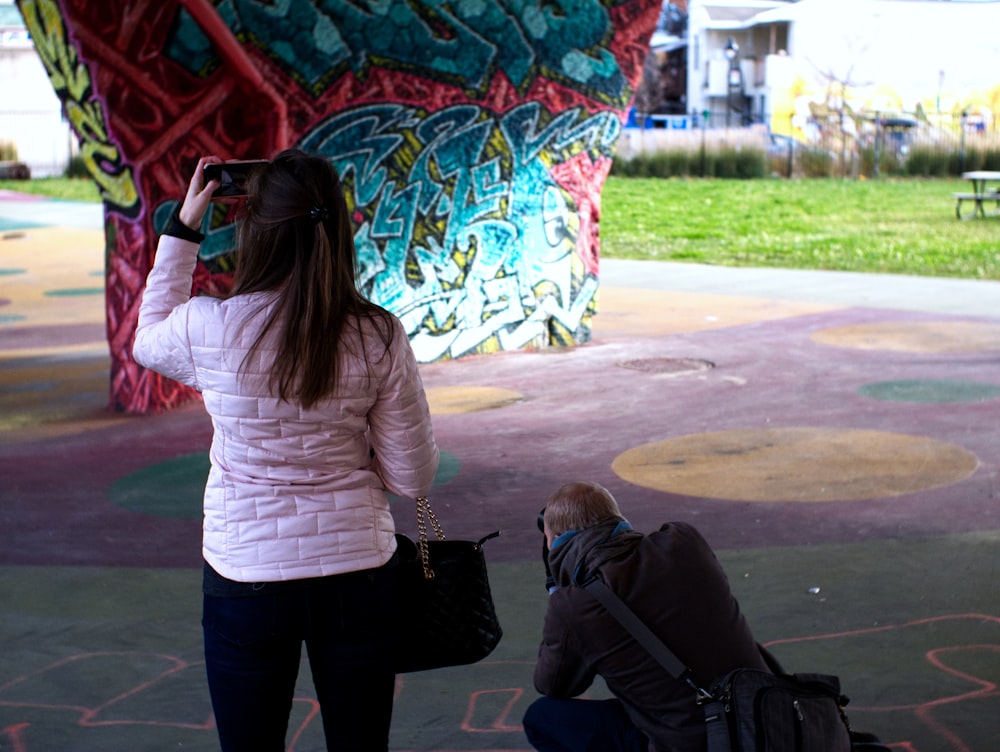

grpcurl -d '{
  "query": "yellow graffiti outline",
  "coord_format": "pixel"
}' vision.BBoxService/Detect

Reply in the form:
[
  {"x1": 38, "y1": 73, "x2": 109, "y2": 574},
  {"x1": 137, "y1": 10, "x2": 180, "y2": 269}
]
[{"x1": 19, "y1": 0, "x2": 139, "y2": 213}]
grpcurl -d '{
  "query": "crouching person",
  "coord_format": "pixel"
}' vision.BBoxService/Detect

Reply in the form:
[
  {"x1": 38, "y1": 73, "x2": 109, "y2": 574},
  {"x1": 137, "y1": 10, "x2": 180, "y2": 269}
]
[{"x1": 523, "y1": 481, "x2": 768, "y2": 752}]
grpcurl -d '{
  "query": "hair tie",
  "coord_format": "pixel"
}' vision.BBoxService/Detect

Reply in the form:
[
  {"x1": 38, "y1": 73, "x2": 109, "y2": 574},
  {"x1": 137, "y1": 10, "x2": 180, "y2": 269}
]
[{"x1": 309, "y1": 205, "x2": 329, "y2": 223}]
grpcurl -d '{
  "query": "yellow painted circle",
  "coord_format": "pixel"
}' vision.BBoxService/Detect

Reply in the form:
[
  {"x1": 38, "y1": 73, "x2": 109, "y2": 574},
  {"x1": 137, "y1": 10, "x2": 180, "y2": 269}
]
[
  {"x1": 612, "y1": 428, "x2": 979, "y2": 502},
  {"x1": 425, "y1": 386, "x2": 523, "y2": 414},
  {"x1": 811, "y1": 322, "x2": 1000, "y2": 353}
]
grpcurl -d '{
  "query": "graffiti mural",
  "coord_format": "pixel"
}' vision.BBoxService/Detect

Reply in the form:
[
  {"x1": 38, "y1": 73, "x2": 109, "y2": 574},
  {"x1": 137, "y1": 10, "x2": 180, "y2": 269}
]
[{"x1": 16, "y1": 0, "x2": 659, "y2": 413}]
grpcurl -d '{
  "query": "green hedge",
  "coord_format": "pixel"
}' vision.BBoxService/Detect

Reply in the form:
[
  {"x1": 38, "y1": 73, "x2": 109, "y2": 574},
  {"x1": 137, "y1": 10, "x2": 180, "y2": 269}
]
[
  {"x1": 64, "y1": 154, "x2": 90, "y2": 178},
  {"x1": 613, "y1": 144, "x2": 1000, "y2": 179},
  {"x1": 611, "y1": 148, "x2": 766, "y2": 179}
]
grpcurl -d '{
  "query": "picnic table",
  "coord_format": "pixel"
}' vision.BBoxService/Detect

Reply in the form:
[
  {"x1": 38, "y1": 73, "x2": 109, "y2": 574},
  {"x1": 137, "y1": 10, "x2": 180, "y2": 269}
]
[{"x1": 954, "y1": 171, "x2": 1000, "y2": 219}]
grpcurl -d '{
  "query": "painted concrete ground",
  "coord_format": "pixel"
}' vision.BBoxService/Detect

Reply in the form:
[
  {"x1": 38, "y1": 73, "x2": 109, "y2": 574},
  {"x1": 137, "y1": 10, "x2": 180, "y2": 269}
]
[{"x1": 1, "y1": 195, "x2": 998, "y2": 751}]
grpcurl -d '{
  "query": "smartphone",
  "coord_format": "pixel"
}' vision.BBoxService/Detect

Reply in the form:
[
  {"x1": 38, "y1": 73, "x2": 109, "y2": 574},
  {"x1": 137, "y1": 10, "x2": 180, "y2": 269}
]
[{"x1": 203, "y1": 160, "x2": 268, "y2": 199}]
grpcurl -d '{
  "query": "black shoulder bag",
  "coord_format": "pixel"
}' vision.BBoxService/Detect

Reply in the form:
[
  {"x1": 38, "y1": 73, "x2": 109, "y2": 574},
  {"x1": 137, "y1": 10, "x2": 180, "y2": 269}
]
[
  {"x1": 391, "y1": 496, "x2": 502, "y2": 673},
  {"x1": 583, "y1": 576, "x2": 889, "y2": 751}
]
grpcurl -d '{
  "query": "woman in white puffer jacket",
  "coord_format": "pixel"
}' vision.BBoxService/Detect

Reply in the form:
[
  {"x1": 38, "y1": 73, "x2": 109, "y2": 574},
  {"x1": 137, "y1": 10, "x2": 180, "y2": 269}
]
[{"x1": 133, "y1": 150, "x2": 439, "y2": 752}]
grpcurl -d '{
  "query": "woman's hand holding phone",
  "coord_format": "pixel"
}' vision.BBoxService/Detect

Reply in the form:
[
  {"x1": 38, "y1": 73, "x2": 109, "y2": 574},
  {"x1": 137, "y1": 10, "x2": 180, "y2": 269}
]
[
  {"x1": 179, "y1": 156, "x2": 223, "y2": 232},
  {"x1": 203, "y1": 160, "x2": 269, "y2": 199}
]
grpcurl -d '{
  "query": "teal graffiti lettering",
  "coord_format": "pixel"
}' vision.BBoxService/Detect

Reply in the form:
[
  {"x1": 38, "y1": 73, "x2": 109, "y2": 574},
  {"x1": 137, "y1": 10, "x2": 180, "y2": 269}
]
[{"x1": 168, "y1": 0, "x2": 626, "y2": 102}]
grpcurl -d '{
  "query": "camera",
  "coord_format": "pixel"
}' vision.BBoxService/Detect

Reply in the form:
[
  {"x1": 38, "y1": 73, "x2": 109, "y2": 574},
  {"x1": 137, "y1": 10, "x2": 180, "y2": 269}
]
[
  {"x1": 538, "y1": 507, "x2": 556, "y2": 591},
  {"x1": 203, "y1": 160, "x2": 268, "y2": 199}
]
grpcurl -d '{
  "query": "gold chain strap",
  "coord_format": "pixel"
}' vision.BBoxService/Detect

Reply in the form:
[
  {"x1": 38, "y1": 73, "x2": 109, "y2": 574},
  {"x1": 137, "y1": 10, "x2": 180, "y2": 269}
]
[{"x1": 415, "y1": 496, "x2": 446, "y2": 580}]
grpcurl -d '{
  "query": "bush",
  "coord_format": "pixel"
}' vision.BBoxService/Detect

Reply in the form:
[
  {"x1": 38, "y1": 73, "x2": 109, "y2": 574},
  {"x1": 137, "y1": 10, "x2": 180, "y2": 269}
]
[
  {"x1": 613, "y1": 142, "x2": 996, "y2": 179},
  {"x1": 962, "y1": 148, "x2": 984, "y2": 172},
  {"x1": 904, "y1": 147, "x2": 951, "y2": 177},
  {"x1": 613, "y1": 148, "x2": 764, "y2": 179},
  {"x1": 734, "y1": 149, "x2": 766, "y2": 179},
  {"x1": 769, "y1": 151, "x2": 793, "y2": 178},
  {"x1": 64, "y1": 154, "x2": 90, "y2": 178},
  {"x1": 645, "y1": 152, "x2": 673, "y2": 178},
  {"x1": 799, "y1": 148, "x2": 833, "y2": 178},
  {"x1": 0, "y1": 162, "x2": 30, "y2": 179},
  {"x1": 665, "y1": 150, "x2": 692, "y2": 177},
  {"x1": 983, "y1": 149, "x2": 1000, "y2": 171},
  {"x1": 859, "y1": 146, "x2": 902, "y2": 177},
  {"x1": 0, "y1": 141, "x2": 30, "y2": 179},
  {"x1": 613, "y1": 150, "x2": 680, "y2": 178}
]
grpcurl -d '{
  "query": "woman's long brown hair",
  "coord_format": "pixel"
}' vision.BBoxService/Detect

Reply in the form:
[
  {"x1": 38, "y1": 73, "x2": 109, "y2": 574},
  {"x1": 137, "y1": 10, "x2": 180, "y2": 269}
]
[{"x1": 231, "y1": 149, "x2": 394, "y2": 409}]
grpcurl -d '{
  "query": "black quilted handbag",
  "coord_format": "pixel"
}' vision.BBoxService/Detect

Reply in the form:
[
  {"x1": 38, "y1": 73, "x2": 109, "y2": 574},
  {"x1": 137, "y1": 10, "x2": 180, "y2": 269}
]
[{"x1": 391, "y1": 496, "x2": 502, "y2": 673}]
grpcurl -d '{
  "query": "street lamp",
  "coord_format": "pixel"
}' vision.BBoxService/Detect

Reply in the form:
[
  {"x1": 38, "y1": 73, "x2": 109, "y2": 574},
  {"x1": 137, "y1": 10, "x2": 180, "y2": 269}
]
[{"x1": 724, "y1": 37, "x2": 740, "y2": 128}]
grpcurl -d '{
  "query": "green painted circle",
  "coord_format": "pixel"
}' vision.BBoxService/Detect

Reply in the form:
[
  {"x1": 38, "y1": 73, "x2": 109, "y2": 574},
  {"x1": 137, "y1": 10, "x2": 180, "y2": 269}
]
[
  {"x1": 44, "y1": 287, "x2": 104, "y2": 297},
  {"x1": 859, "y1": 379, "x2": 1000, "y2": 403},
  {"x1": 108, "y1": 451, "x2": 461, "y2": 519},
  {"x1": 107, "y1": 452, "x2": 209, "y2": 519},
  {"x1": 388, "y1": 451, "x2": 461, "y2": 501}
]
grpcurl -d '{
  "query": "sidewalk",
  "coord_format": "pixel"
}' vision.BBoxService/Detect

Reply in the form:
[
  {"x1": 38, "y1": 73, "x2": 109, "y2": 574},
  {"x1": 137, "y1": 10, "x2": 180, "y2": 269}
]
[
  {"x1": 600, "y1": 257, "x2": 1000, "y2": 318},
  {"x1": 1, "y1": 196, "x2": 998, "y2": 751}
]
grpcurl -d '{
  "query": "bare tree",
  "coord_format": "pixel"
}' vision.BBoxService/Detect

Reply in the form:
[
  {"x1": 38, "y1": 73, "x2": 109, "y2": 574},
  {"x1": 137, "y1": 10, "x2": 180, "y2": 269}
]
[{"x1": 815, "y1": 58, "x2": 872, "y2": 177}]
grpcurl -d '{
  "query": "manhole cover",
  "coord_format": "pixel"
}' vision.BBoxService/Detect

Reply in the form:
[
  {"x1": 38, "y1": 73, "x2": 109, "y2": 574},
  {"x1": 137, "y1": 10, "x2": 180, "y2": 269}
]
[{"x1": 616, "y1": 357, "x2": 714, "y2": 375}]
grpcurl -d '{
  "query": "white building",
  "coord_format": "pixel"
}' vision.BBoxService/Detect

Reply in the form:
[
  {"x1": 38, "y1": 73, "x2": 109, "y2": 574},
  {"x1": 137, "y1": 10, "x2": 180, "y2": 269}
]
[
  {"x1": 686, "y1": 0, "x2": 1000, "y2": 136},
  {"x1": 0, "y1": 0, "x2": 74, "y2": 178}
]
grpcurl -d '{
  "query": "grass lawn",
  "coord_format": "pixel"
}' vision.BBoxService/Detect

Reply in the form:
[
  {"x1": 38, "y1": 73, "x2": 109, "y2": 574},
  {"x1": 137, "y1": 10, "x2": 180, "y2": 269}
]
[
  {"x1": 601, "y1": 177, "x2": 1000, "y2": 280},
  {"x1": 0, "y1": 176, "x2": 100, "y2": 203},
  {"x1": 3, "y1": 176, "x2": 998, "y2": 280}
]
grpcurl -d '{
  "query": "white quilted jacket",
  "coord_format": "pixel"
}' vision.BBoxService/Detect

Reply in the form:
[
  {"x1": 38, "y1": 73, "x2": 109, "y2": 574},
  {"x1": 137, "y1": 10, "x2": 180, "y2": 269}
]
[{"x1": 133, "y1": 235, "x2": 439, "y2": 582}]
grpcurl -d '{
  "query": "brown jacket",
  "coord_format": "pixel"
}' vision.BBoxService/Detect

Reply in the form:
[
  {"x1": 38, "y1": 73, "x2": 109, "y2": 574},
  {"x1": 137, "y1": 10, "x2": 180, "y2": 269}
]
[{"x1": 533, "y1": 519, "x2": 767, "y2": 752}]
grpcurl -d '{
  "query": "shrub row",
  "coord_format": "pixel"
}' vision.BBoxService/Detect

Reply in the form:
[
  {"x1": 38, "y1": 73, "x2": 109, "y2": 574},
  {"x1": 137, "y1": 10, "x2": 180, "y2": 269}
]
[
  {"x1": 901, "y1": 147, "x2": 1000, "y2": 177},
  {"x1": 614, "y1": 145, "x2": 1000, "y2": 179},
  {"x1": 611, "y1": 147, "x2": 767, "y2": 179}
]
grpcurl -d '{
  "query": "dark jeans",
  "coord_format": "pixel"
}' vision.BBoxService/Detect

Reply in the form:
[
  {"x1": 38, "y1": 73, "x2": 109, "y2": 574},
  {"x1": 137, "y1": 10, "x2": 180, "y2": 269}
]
[
  {"x1": 203, "y1": 563, "x2": 396, "y2": 752},
  {"x1": 523, "y1": 697, "x2": 650, "y2": 752}
]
